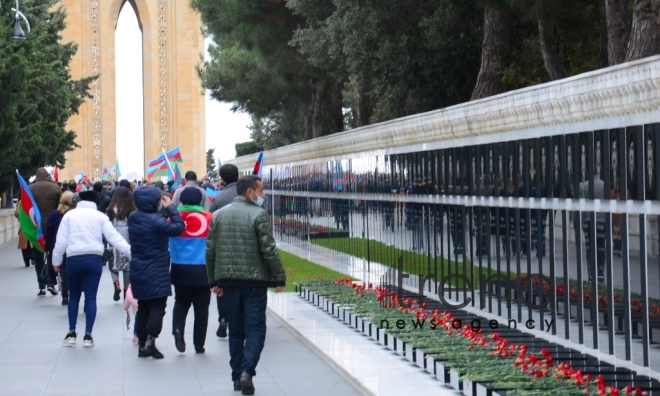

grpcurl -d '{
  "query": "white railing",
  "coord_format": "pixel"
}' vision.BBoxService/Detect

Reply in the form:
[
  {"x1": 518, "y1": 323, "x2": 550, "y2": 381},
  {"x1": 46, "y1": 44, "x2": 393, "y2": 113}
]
[
  {"x1": 0, "y1": 209, "x2": 19, "y2": 245},
  {"x1": 229, "y1": 55, "x2": 660, "y2": 169}
]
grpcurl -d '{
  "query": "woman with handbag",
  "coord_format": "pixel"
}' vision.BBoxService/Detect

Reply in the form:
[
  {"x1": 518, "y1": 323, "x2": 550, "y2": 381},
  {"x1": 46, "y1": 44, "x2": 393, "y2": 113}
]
[
  {"x1": 45, "y1": 192, "x2": 74, "y2": 305},
  {"x1": 106, "y1": 187, "x2": 136, "y2": 301}
]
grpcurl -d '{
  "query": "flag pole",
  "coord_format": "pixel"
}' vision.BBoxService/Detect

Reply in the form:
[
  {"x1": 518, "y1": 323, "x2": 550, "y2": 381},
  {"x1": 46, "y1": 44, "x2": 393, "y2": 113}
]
[{"x1": 162, "y1": 147, "x2": 175, "y2": 178}]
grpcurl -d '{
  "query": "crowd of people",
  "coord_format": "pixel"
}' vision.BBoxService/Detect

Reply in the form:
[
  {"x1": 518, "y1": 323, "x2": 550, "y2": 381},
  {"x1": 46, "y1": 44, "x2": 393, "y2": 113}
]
[{"x1": 13, "y1": 164, "x2": 286, "y2": 395}]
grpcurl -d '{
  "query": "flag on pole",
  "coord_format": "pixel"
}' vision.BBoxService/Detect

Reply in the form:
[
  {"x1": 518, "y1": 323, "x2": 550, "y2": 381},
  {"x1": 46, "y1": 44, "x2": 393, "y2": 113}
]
[
  {"x1": 106, "y1": 164, "x2": 116, "y2": 181},
  {"x1": 253, "y1": 152, "x2": 263, "y2": 178},
  {"x1": 115, "y1": 159, "x2": 122, "y2": 180},
  {"x1": 79, "y1": 171, "x2": 89, "y2": 186},
  {"x1": 53, "y1": 166, "x2": 60, "y2": 182},
  {"x1": 101, "y1": 164, "x2": 109, "y2": 181},
  {"x1": 161, "y1": 147, "x2": 176, "y2": 178},
  {"x1": 168, "y1": 163, "x2": 184, "y2": 188},
  {"x1": 147, "y1": 147, "x2": 183, "y2": 168},
  {"x1": 15, "y1": 170, "x2": 45, "y2": 253},
  {"x1": 217, "y1": 157, "x2": 222, "y2": 172},
  {"x1": 146, "y1": 162, "x2": 169, "y2": 181}
]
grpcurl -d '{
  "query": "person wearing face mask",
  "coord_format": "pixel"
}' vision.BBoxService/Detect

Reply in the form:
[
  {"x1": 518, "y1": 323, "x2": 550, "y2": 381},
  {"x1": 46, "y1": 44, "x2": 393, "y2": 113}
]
[{"x1": 206, "y1": 175, "x2": 286, "y2": 395}]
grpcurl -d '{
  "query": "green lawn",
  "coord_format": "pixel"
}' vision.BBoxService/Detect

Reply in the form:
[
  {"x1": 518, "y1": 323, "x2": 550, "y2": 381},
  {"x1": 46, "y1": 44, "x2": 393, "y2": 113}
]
[
  {"x1": 311, "y1": 237, "x2": 501, "y2": 287},
  {"x1": 277, "y1": 249, "x2": 353, "y2": 292}
]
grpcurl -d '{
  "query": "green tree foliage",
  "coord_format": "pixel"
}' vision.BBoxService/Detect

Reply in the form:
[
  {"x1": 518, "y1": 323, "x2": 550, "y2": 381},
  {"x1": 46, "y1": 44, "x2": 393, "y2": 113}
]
[
  {"x1": 206, "y1": 148, "x2": 217, "y2": 178},
  {"x1": 235, "y1": 141, "x2": 263, "y2": 157},
  {"x1": 0, "y1": 0, "x2": 93, "y2": 194},
  {"x1": 196, "y1": 0, "x2": 658, "y2": 154}
]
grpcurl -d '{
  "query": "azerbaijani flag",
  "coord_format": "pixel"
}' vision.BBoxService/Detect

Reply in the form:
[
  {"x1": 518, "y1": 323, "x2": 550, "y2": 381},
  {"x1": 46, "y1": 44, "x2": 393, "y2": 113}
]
[
  {"x1": 169, "y1": 206, "x2": 212, "y2": 264},
  {"x1": 148, "y1": 147, "x2": 183, "y2": 168},
  {"x1": 146, "y1": 162, "x2": 169, "y2": 181},
  {"x1": 115, "y1": 159, "x2": 122, "y2": 180},
  {"x1": 169, "y1": 162, "x2": 184, "y2": 188},
  {"x1": 106, "y1": 164, "x2": 116, "y2": 181},
  {"x1": 101, "y1": 164, "x2": 109, "y2": 181},
  {"x1": 79, "y1": 171, "x2": 89, "y2": 186},
  {"x1": 16, "y1": 170, "x2": 45, "y2": 252},
  {"x1": 253, "y1": 152, "x2": 263, "y2": 178}
]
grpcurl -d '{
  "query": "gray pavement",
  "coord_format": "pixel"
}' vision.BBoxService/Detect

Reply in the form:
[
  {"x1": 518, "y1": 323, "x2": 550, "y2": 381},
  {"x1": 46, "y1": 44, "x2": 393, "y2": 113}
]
[{"x1": 0, "y1": 241, "x2": 361, "y2": 396}]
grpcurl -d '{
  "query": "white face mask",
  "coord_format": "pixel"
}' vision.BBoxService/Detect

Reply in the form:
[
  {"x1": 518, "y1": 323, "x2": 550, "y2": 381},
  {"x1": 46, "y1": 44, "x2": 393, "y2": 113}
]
[{"x1": 251, "y1": 190, "x2": 264, "y2": 207}]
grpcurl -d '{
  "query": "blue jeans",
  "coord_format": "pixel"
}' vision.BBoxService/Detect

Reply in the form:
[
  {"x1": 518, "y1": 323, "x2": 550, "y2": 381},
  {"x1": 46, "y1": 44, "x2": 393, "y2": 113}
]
[
  {"x1": 223, "y1": 287, "x2": 267, "y2": 380},
  {"x1": 66, "y1": 255, "x2": 103, "y2": 334}
]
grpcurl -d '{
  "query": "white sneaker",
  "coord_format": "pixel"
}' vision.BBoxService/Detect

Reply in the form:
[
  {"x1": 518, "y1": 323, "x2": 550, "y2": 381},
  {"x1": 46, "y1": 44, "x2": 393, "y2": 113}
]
[
  {"x1": 63, "y1": 331, "x2": 76, "y2": 346},
  {"x1": 83, "y1": 334, "x2": 94, "y2": 348}
]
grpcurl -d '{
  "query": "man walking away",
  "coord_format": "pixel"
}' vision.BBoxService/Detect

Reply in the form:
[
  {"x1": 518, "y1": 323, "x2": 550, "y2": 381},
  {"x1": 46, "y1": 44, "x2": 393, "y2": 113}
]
[
  {"x1": 206, "y1": 175, "x2": 286, "y2": 395},
  {"x1": 171, "y1": 171, "x2": 210, "y2": 210},
  {"x1": 208, "y1": 163, "x2": 239, "y2": 338},
  {"x1": 170, "y1": 187, "x2": 212, "y2": 354},
  {"x1": 30, "y1": 167, "x2": 61, "y2": 296},
  {"x1": 93, "y1": 182, "x2": 111, "y2": 214}
]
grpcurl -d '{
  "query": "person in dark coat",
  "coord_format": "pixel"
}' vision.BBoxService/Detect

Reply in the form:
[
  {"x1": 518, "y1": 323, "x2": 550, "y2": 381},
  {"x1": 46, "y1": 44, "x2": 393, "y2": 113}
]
[
  {"x1": 208, "y1": 163, "x2": 239, "y2": 339},
  {"x1": 128, "y1": 186, "x2": 185, "y2": 359},
  {"x1": 170, "y1": 187, "x2": 212, "y2": 354},
  {"x1": 30, "y1": 167, "x2": 61, "y2": 296},
  {"x1": 45, "y1": 192, "x2": 75, "y2": 305},
  {"x1": 93, "y1": 182, "x2": 111, "y2": 214}
]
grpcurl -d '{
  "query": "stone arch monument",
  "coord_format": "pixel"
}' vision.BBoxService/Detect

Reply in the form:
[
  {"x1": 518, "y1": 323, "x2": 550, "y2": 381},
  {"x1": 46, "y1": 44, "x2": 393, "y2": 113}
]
[{"x1": 60, "y1": 0, "x2": 206, "y2": 179}]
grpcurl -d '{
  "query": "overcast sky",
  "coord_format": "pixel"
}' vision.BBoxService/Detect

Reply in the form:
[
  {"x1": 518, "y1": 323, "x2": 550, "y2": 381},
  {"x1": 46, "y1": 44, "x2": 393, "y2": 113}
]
[{"x1": 115, "y1": 5, "x2": 251, "y2": 178}]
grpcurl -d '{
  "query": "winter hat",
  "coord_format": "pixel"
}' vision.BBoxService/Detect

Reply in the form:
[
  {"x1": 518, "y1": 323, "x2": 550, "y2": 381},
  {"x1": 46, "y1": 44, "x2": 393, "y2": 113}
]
[
  {"x1": 79, "y1": 190, "x2": 99, "y2": 205},
  {"x1": 119, "y1": 179, "x2": 131, "y2": 189},
  {"x1": 179, "y1": 186, "x2": 202, "y2": 205}
]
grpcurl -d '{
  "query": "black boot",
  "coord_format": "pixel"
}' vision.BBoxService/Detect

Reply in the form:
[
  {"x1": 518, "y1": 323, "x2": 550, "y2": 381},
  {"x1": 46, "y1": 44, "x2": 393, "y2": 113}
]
[
  {"x1": 143, "y1": 335, "x2": 164, "y2": 359},
  {"x1": 173, "y1": 329, "x2": 185, "y2": 353},
  {"x1": 240, "y1": 372, "x2": 255, "y2": 395},
  {"x1": 138, "y1": 342, "x2": 149, "y2": 358}
]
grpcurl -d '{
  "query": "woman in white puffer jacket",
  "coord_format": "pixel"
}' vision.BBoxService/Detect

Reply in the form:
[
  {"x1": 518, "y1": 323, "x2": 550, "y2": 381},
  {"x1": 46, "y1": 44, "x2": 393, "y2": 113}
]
[{"x1": 52, "y1": 191, "x2": 132, "y2": 348}]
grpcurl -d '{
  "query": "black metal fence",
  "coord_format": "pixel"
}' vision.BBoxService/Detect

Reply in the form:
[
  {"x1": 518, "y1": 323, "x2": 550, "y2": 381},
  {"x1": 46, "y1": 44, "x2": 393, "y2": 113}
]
[{"x1": 259, "y1": 124, "x2": 660, "y2": 374}]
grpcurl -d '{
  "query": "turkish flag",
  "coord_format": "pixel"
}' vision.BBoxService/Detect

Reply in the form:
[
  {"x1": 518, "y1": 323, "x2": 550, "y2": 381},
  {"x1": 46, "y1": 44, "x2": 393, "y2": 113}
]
[{"x1": 179, "y1": 211, "x2": 212, "y2": 238}]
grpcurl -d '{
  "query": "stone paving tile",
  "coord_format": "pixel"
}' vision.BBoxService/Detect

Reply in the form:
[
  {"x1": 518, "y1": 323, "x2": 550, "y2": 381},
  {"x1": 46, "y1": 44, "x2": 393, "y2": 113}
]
[{"x1": 0, "y1": 241, "x2": 362, "y2": 396}]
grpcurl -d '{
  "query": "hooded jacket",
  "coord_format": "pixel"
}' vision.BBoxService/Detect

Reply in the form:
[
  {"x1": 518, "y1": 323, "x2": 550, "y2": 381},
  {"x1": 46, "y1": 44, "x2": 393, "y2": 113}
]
[
  {"x1": 29, "y1": 168, "x2": 62, "y2": 222},
  {"x1": 128, "y1": 187, "x2": 185, "y2": 300}
]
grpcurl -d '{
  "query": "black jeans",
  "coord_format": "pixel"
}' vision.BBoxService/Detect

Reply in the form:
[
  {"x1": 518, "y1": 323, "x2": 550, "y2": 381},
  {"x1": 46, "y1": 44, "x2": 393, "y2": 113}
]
[
  {"x1": 135, "y1": 297, "x2": 167, "y2": 343},
  {"x1": 173, "y1": 285, "x2": 211, "y2": 348},
  {"x1": 21, "y1": 244, "x2": 33, "y2": 267},
  {"x1": 223, "y1": 287, "x2": 267, "y2": 381},
  {"x1": 217, "y1": 295, "x2": 226, "y2": 323},
  {"x1": 34, "y1": 251, "x2": 55, "y2": 289}
]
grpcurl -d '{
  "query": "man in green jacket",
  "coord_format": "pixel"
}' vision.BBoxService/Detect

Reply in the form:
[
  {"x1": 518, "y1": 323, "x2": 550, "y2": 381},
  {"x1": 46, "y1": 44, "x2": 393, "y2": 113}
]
[{"x1": 206, "y1": 175, "x2": 286, "y2": 396}]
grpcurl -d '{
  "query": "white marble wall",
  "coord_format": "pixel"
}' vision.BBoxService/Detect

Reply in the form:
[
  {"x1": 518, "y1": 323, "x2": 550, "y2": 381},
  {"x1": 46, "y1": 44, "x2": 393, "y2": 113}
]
[
  {"x1": 0, "y1": 210, "x2": 19, "y2": 245},
  {"x1": 229, "y1": 55, "x2": 660, "y2": 170}
]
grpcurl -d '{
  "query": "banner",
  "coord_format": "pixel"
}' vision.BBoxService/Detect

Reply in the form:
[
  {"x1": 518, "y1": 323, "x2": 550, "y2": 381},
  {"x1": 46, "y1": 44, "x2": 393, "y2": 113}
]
[{"x1": 16, "y1": 170, "x2": 45, "y2": 252}]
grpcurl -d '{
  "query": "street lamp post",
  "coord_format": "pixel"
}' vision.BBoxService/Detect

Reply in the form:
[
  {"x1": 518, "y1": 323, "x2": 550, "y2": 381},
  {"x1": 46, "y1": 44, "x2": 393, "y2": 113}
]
[
  {"x1": 3, "y1": 0, "x2": 30, "y2": 46},
  {"x1": 11, "y1": 0, "x2": 30, "y2": 45}
]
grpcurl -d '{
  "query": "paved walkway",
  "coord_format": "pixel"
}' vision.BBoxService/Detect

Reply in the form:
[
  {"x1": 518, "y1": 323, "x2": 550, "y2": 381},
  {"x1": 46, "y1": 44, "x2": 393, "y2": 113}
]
[{"x1": 0, "y1": 241, "x2": 361, "y2": 396}]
